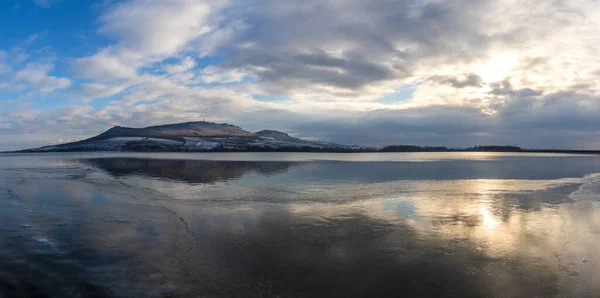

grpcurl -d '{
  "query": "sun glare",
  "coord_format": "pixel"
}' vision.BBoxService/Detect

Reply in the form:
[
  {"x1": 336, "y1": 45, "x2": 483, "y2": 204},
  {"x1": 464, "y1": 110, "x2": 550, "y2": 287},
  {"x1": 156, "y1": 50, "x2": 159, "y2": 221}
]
[
  {"x1": 480, "y1": 205, "x2": 500, "y2": 231},
  {"x1": 474, "y1": 53, "x2": 517, "y2": 83}
]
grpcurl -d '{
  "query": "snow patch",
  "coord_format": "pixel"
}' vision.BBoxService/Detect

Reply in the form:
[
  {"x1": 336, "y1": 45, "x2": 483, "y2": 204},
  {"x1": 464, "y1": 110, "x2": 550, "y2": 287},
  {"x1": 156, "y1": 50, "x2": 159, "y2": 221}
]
[
  {"x1": 101, "y1": 137, "x2": 147, "y2": 143},
  {"x1": 145, "y1": 138, "x2": 184, "y2": 146},
  {"x1": 569, "y1": 173, "x2": 600, "y2": 205},
  {"x1": 182, "y1": 137, "x2": 220, "y2": 148}
]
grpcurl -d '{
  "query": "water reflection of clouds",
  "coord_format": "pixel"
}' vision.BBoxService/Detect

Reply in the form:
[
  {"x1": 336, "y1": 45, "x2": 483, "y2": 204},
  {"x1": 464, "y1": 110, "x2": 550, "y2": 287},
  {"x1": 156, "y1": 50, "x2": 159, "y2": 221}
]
[
  {"x1": 381, "y1": 199, "x2": 418, "y2": 219},
  {"x1": 280, "y1": 177, "x2": 600, "y2": 295},
  {"x1": 71, "y1": 157, "x2": 600, "y2": 283},
  {"x1": 2, "y1": 155, "x2": 600, "y2": 297}
]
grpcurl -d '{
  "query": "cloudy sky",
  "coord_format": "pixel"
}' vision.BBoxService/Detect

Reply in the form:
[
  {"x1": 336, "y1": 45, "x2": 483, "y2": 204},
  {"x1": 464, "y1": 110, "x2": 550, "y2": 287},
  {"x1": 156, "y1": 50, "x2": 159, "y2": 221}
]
[{"x1": 1, "y1": 0, "x2": 599, "y2": 150}]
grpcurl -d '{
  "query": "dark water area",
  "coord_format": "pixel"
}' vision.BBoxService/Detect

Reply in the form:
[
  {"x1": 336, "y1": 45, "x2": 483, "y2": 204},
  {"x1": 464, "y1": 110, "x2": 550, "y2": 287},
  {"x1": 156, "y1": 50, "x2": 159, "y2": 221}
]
[{"x1": 1, "y1": 152, "x2": 600, "y2": 297}]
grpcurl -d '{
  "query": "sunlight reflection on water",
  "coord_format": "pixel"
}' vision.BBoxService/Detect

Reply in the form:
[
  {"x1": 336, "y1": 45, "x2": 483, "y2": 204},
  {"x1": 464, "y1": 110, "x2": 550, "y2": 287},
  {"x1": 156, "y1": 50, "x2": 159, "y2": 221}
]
[{"x1": 1, "y1": 152, "x2": 600, "y2": 297}]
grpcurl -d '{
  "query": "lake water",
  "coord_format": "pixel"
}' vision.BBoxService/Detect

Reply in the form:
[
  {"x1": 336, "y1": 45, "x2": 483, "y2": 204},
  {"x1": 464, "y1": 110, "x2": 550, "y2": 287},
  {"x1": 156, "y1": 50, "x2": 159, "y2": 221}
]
[{"x1": 1, "y1": 152, "x2": 599, "y2": 297}]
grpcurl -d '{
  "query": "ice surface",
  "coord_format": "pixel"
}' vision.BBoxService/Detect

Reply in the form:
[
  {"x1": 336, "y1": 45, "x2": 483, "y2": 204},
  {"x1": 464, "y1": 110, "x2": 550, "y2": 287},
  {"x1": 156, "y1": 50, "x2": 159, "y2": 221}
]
[{"x1": 1, "y1": 152, "x2": 600, "y2": 297}]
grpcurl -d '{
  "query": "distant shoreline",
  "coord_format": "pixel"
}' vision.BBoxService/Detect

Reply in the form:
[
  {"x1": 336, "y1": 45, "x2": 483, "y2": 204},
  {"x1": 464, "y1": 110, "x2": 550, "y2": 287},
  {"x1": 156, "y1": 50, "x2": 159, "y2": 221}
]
[
  {"x1": 4, "y1": 147, "x2": 600, "y2": 155},
  {"x1": 8, "y1": 122, "x2": 600, "y2": 155}
]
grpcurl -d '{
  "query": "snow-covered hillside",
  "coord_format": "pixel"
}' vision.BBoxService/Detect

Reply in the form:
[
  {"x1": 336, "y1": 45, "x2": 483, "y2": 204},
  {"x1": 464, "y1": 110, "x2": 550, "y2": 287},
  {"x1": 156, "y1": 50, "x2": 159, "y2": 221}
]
[{"x1": 18, "y1": 121, "x2": 370, "y2": 152}]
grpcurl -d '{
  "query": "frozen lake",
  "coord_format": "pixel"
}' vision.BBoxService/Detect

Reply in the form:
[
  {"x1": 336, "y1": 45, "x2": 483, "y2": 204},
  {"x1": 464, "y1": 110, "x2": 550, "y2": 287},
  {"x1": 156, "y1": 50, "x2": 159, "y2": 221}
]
[{"x1": 1, "y1": 152, "x2": 599, "y2": 297}]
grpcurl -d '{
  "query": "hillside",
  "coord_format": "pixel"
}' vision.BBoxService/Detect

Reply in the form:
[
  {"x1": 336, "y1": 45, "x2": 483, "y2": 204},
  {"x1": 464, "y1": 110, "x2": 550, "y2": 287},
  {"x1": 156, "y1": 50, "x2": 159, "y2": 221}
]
[
  {"x1": 255, "y1": 130, "x2": 301, "y2": 142},
  {"x1": 18, "y1": 121, "x2": 364, "y2": 152},
  {"x1": 87, "y1": 122, "x2": 255, "y2": 143}
]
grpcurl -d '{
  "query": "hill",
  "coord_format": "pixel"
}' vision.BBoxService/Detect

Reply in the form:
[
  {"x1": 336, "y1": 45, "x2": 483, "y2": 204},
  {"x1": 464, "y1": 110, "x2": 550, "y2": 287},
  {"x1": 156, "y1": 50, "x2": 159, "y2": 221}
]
[{"x1": 18, "y1": 121, "x2": 366, "y2": 152}]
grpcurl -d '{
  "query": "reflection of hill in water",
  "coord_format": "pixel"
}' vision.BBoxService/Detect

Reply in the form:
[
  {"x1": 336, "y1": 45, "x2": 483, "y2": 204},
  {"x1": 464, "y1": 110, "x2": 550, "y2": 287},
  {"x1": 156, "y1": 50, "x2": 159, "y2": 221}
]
[{"x1": 81, "y1": 158, "x2": 298, "y2": 183}]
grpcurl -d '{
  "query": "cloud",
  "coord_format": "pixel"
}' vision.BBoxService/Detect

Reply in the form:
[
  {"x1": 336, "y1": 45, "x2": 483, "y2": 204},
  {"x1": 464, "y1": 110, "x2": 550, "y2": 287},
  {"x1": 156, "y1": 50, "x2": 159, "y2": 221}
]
[
  {"x1": 25, "y1": 33, "x2": 40, "y2": 44},
  {"x1": 72, "y1": 0, "x2": 228, "y2": 83},
  {"x1": 488, "y1": 80, "x2": 543, "y2": 97},
  {"x1": 0, "y1": 51, "x2": 71, "y2": 94},
  {"x1": 71, "y1": 0, "x2": 234, "y2": 96},
  {"x1": 98, "y1": 0, "x2": 225, "y2": 57},
  {"x1": 164, "y1": 56, "x2": 196, "y2": 75},
  {"x1": 33, "y1": 0, "x2": 62, "y2": 8},
  {"x1": 12, "y1": 62, "x2": 71, "y2": 93},
  {"x1": 74, "y1": 0, "x2": 600, "y2": 103},
  {"x1": 205, "y1": 0, "x2": 497, "y2": 98},
  {"x1": 4, "y1": 82, "x2": 600, "y2": 151},
  {"x1": 4, "y1": 0, "x2": 600, "y2": 150},
  {"x1": 73, "y1": 49, "x2": 139, "y2": 82},
  {"x1": 200, "y1": 66, "x2": 247, "y2": 84},
  {"x1": 430, "y1": 74, "x2": 484, "y2": 89},
  {"x1": 0, "y1": 51, "x2": 12, "y2": 75},
  {"x1": 75, "y1": 83, "x2": 128, "y2": 98}
]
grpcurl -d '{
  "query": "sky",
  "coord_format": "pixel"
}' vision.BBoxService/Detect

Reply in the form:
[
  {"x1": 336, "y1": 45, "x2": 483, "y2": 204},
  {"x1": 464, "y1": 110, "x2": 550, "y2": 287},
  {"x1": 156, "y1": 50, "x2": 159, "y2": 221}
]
[{"x1": 1, "y1": 0, "x2": 600, "y2": 150}]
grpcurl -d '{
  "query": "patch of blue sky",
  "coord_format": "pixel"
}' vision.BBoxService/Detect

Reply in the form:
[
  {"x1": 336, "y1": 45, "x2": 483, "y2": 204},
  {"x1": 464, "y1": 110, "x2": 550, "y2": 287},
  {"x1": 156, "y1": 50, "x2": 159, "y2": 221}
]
[
  {"x1": 1, "y1": 1, "x2": 111, "y2": 88},
  {"x1": 139, "y1": 54, "x2": 228, "y2": 76},
  {"x1": 191, "y1": 76, "x2": 255, "y2": 88},
  {"x1": 89, "y1": 93, "x2": 126, "y2": 109},
  {"x1": 80, "y1": 81, "x2": 138, "y2": 109},
  {"x1": 46, "y1": 58, "x2": 75, "y2": 81},
  {"x1": 0, "y1": 1, "x2": 108, "y2": 55},
  {"x1": 1, "y1": 90, "x2": 76, "y2": 113},
  {"x1": 0, "y1": 94, "x2": 74, "y2": 113},
  {"x1": 192, "y1": 54, "x2": 227, "y2": 68},
  {"x1": 33, "y1": 95, "x2": 76, "y2": 112},
  {"x1": 253, "y1": 95, "x2": 289, "y2": 102},
  {"x1": 0, "y1": 91, "x2": 26, "y2": 102},
  {"x1": 377, "y1": 86, "x2": 416, "y2": 104},
  {"x1": 130, "y1": 100, "x2": 157, "y2": 107},
  {"x1": 211, "y1": 74, "x2": 256, "y2": 86},
  {"x1": 0, "y1": 91, "x2": 70, "y2": 113},
  {"x1": 177, "y1": 71, "x2": 256, "y2": 88}
]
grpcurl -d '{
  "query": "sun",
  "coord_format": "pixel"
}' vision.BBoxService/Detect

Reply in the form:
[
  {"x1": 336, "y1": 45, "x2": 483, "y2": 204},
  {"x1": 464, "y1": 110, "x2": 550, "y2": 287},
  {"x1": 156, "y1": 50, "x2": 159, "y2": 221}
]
[{"x1": 474, "y1": 53, "x2": 518, "y2": 83}]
